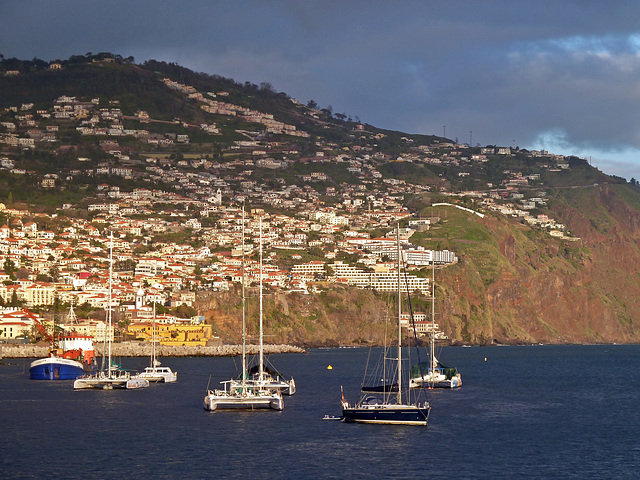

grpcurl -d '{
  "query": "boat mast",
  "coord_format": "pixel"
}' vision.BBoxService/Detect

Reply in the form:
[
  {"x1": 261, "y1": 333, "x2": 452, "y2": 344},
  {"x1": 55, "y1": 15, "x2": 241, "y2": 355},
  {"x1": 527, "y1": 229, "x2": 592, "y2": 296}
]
[
  {"x1": 431, "y1": 260, "x2": 436, "y2": 374},
  {"x1": 107, "y1": 230, "x2": 113, "y2": 378},
  {"x1": 241, "y1": 205, "x2": 247, "y2": 390},
  {"x1": 396, "y1": 224, "x2": 402, "y2": 404},
  {"x1": 51, "y1": 292, "x2": 58, "y2": 352},
  {"x1": 151, "y1": 295, "x2": 156, "y2": 368},
  {"x1": 259, "y1": 216, "x2": 264, "y2": 383}
]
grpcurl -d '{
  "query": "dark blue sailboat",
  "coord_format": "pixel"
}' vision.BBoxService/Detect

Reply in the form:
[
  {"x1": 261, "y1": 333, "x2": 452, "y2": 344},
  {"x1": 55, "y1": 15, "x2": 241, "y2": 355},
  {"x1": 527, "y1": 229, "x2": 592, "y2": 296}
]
[{"x1": 341, "y1": 226, "x2": 430, "y2": 426}]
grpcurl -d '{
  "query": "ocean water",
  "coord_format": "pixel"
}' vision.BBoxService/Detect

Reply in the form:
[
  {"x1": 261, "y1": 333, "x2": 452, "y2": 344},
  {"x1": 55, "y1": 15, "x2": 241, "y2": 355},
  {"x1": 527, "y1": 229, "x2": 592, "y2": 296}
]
[{"x1": 1, "y1": 344, "x2": 640, "y2": 479}]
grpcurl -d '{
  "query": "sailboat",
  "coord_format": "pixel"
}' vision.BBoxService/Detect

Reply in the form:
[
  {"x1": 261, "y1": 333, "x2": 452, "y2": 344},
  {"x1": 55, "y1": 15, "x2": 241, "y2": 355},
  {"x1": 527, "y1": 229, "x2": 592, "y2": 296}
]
[
  {"x1": 229, "y1": 216, "x2": 295, "y2": 396},
  {"x1": 409, "y1": 261, "x2": 462, "y2": 389},
  {"x1": 204, "y1": 208, "x2": 283, "y2": 411},
  {"x1": 341, "y1": 226, "x2": 431, "y2": 425},
  {"x1": 132, "y1": 300, "x2": 177, "y2": 383},
  {"x1": 74, "y1": 232, "x2": 149, "y2": 390}
]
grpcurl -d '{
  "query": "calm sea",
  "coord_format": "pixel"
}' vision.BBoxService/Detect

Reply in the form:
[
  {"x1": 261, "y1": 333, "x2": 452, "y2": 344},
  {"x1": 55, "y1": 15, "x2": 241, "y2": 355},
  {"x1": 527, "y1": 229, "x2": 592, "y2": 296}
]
[{"x1": 1, "y1": 344, "x2": 640, "y2": 479}]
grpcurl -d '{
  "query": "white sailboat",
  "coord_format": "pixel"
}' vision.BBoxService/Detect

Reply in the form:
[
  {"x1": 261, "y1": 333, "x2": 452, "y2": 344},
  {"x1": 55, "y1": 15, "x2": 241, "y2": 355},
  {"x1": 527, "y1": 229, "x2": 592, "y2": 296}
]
[
  {"x1": 132, "y1": 300, "x2": 177, "y2": 383},
  {"x1": 230, "y1": 216, "x2": 296, "y2": 395},
  {"x1": 204, "y1": 208, "x2": 283, "y2": 411},
  {"x1": 409, "y1": 261, "x2": 462, "y2": 389},
  {"x1": 341, "y1": 226, "x2": 430, "y2": 425},
  {"x1": 74, "y1": 232, "x2": 149, "y2": 390}
]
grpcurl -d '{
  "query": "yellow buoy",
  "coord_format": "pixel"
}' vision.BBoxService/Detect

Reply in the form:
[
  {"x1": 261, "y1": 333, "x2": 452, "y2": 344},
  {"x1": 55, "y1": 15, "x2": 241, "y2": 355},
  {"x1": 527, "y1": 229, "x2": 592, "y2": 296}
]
[
  {"x1": 484, "y1": 357, "x2": 487, "y2": 362},
  {"x1": 327, "y1": 365, "x2": 333, "y2": 370}
]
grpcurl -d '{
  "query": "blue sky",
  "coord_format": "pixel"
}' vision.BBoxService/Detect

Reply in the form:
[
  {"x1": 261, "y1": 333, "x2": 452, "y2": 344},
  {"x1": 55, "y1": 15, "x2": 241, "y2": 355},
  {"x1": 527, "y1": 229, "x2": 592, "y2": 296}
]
[{"x1": 2, "y1": 1, "x2": 640, "y2": 179}]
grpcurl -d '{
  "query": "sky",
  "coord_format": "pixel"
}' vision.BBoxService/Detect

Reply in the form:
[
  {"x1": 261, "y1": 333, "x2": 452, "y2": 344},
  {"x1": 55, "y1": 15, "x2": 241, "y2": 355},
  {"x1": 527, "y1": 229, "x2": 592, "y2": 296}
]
[{"x1": 2, "y1": 1, "x2": 640, "y2": 179}]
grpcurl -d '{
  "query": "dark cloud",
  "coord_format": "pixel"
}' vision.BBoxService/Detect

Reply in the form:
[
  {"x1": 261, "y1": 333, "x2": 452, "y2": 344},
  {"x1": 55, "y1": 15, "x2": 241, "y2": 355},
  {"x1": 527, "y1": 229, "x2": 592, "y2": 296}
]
[{"x1": 2, "y1": 0, "x2": 640, "y2": 177}]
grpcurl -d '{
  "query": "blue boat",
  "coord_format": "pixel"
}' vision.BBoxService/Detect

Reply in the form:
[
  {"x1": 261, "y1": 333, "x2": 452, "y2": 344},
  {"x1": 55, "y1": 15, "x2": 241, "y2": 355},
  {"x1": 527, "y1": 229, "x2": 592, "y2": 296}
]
[
  {"x1": 341, "y1": 226, "x2": 431, "y2": 426},
  {"x1": 29, "y1": 356, "x2": 84, "y2": 380},
  {"x1": 27, "y1": 306, "x2": 95, "y2": 381},
  {"x1": 342, "y1": 400, "x2": 431, "y2": 425}
]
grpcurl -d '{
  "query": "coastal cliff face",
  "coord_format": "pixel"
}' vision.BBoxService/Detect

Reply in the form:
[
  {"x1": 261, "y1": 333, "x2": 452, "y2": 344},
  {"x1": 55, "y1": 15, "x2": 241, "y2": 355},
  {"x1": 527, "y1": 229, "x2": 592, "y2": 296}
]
[
  {"x1": 199, "y1": 288, "x2": 395, "y2": 347},
  {"x1": 437, "y1": 184, "x2": 640, "y2": 345},
  {"x1": 197, "y1": 185, "x2": 640, "y2": 346}
]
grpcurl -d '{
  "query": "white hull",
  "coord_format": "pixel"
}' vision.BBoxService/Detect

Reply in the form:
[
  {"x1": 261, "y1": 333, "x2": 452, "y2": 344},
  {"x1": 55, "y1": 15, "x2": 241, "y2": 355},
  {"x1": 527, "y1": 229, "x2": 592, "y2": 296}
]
[
  {"x1": 126, "y1": 377, "x2": 150, "y2": 389},
  {"x1": 230, "y1": 376, "x2": 295, "y2": 395},
  {"x1": 74, "y1": 375, "x2": 128, "y2": 390},
  {"x1": 204, "y1": 389, "x2": 283, "y2": 411},
  {"x1": 204, "y1": 212, "x2": 286, "y2": 413},
  {"x1": 72, "y1": 235, "x2": 150, "y2": 390},
  {"x1": 133, "y1": 366, "x2": 177, "y2": 383},
  {"x1": 410, "y1": 372, "x2": 462, "y2": 389},
  {"x1": 74, "y1": 371, "x2": 149, "y2": 390}
]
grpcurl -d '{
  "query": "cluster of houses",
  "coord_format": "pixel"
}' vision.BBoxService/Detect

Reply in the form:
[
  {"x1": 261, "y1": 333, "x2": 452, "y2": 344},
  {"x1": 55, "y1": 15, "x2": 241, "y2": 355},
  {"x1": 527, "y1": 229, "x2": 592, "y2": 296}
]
[
  {"x1": 162, "y1": 78, "x2": 310, "y2": 138},
  {"x1": 0, "y1": 196, "x2": 463, "y2": 343},
  {"x1": 0, "y1": 307, "x2": 115, "y2": 344}
]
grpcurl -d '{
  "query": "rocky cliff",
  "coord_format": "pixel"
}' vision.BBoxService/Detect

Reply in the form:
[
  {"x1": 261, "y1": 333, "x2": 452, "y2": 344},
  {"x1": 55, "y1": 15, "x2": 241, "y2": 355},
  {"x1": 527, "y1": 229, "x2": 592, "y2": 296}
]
[{"x1": 436, "y1": 184, "x2": 640, "y2": 344}]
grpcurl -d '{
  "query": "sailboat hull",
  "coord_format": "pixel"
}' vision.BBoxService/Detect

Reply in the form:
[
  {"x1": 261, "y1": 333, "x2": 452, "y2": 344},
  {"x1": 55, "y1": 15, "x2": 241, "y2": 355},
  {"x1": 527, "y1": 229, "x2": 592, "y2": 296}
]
[
  {"x1": 133, "y1": 367, "x2": 177, "y2": 383},
  {"x1": 30, "y1": 357, "x2": 84, "y2": 380},
  {"x1": 342, "y1": 404, "x2": 431, "y2": 426},
  {"x1": 204, "y1": 391, "x2": 283, "y2": 411},
  {"x1": 229, "y1": 377, "x2": 295, "y2": 395},
  {"x1": 411, "y1": 378, "x2": 462, "y2": 389},
  {"x1": 410, "y1": 373, "x2": 462, "y2": 389},
  {"x1": 73, "y1": 370, "x2": 149, "y2": 390},
  {"x1": 73, "y1": 376, "x2": 128, "y2": 389}
]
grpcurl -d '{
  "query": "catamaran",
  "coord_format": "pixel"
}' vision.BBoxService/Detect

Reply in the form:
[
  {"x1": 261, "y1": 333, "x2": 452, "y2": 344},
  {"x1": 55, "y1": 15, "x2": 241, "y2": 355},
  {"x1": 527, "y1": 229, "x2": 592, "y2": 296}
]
[
  {"x1": 204, "y1": 209, "x2": 283, "y2": 411},
  {"x1": 74, "y1": 232, "x2": 149, "y2": 390},
  {"x1": 409, "y1": 261, "x2": 462, "y2": 389},
  {"x1": 228, "y1": 216, "x2": 295, "y2": 396},
  {"x1": 132, "y1": 300, "x2": 177, "y2": 383}
]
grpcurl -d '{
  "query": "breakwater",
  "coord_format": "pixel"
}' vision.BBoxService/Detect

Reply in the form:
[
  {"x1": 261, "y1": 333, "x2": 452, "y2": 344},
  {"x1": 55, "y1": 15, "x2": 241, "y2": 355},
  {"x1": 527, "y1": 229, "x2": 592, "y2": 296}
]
[{"x1": 1, "y1": 342, "x2": 305, "y2": 358}]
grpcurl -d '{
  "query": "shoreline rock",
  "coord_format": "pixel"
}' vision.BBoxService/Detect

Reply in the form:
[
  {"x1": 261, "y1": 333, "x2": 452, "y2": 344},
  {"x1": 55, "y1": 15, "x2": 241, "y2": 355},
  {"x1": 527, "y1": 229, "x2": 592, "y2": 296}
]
[{"x1": 0, "y1": 342, "x2": 306, "y2": 359}]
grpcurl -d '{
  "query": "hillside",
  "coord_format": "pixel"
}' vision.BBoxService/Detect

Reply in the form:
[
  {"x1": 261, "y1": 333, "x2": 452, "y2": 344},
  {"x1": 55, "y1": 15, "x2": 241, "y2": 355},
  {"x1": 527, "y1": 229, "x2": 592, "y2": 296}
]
[
  {"x1": 432, "y1": 184, "x2": 640, "y2": 344},
  {"x1": 2, "y1": 53, "x2": 640, "y2": 346}
]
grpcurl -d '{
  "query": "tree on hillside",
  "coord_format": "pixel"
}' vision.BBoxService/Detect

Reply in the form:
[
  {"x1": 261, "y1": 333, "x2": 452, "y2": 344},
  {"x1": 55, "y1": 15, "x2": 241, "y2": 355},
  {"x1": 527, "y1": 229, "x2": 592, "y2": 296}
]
[
  {"x1": 10, "y1": 290, "x2": 19, "y2": 307},
  {"x1": 174, "y1": 304, "x2": 196, "y2": 318},
  {"x1": 49, "y1": 265, "x2": 60, "y2": 282},
  {"x1": 4, "y1": 258, "x2": 16, "y2": 280},
  {"x1": 260, "y1": 82, "x2": 274, "y2": 93}
]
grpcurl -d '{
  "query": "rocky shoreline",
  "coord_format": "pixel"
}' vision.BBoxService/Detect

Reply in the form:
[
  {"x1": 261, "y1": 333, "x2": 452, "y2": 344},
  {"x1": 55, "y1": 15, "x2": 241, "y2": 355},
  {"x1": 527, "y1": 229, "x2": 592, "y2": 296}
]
[{"x1": 0, "y1": 342, "x2": 306, "y2": 358}]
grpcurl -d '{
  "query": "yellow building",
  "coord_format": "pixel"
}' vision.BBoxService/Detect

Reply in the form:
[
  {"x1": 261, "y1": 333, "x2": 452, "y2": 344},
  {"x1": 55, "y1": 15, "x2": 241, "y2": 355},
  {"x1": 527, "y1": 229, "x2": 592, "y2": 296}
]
[
  {"x1": 126, "y1": 322, "x2": 214, "y2": 346},
  {"x1": 0, "y1": 320, "x2": 32, "y2": 340},
  {"x1": 24, "y1": 283, "x2": 57, "y2": 306},
  {"x1": 61, "y1": 320, "x2": 114, "y2": 343}
]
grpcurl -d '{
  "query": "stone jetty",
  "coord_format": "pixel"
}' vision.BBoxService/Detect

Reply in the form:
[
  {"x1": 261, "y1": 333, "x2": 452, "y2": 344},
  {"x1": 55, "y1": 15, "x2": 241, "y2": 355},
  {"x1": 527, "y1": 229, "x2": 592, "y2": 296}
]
[{"x1": 0, "y1": 342, "x2": 305, "y2": 358}]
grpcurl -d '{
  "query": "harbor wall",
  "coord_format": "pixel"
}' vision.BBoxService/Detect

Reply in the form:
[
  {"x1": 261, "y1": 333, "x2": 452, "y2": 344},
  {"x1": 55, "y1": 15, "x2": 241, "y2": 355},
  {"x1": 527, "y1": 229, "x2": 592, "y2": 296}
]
[{"x1": 0, "y1": 342, "x2": 305, "y2": 358}]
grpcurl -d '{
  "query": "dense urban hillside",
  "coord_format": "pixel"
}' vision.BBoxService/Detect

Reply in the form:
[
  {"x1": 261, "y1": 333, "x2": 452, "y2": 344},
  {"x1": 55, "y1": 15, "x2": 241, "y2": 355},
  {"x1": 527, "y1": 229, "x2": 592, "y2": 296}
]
[{"x1": 2, "y1": 53, "x2": 640, "y2": 346}]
